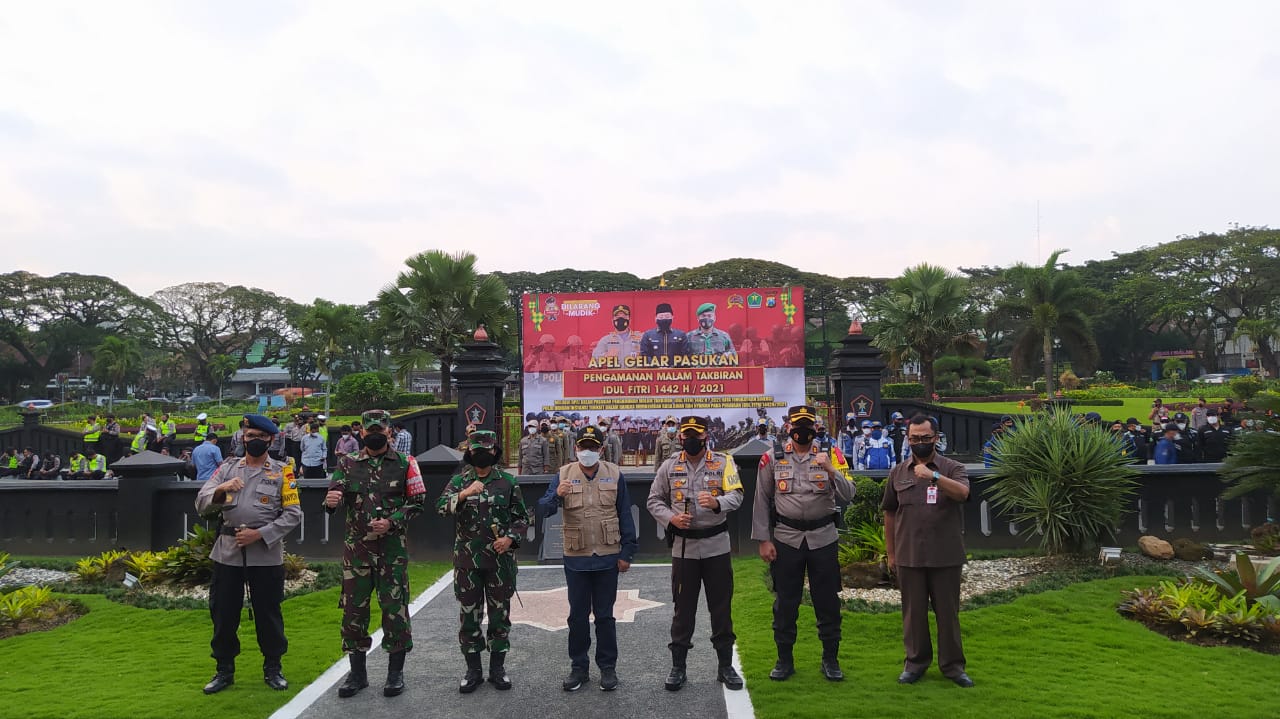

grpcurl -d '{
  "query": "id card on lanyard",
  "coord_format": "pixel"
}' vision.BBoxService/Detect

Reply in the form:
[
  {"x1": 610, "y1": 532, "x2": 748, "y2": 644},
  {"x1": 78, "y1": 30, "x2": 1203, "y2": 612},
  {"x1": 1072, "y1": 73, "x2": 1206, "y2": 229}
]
[{"x1": 926, "y1": 485, "x2": 938, "y2": 504}]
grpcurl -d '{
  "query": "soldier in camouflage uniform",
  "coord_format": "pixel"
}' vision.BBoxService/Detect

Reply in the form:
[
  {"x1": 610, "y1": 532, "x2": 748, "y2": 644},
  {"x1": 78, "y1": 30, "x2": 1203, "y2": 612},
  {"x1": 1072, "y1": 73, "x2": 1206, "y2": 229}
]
[
  {"x1": 324, "y1": 409, "x2": 428, "y2": 699},
  {"x1": 438, "y1": 429, "x2": 531, "y2": 692}
]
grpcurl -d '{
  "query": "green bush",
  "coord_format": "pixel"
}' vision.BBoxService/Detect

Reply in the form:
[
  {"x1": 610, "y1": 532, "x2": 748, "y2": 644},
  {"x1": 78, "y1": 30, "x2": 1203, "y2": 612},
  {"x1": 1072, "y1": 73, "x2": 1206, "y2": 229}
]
[
  {"x1": 1220, "y1": 393, "x2": 1280, "y2": 500},
  {"x1": 1191, "y1": 553, "x2": 1280, "y2": 610},
  {"x1": 160, "y1": 524, "x2": 217, "y2": 586},
  {"x1": 1119, "y1": 578, "x2": 1280, "y2": 645},
  {"x1": 0, "y1": 552, "x2": 17, "y2": 581},
  {"x1": 334, "y1": 371, "x2": 397, "y2": 410},
  {"x1": 971, "y1": 379, "x2": 1005, "y2": 395},
  {"x1": 1230, "y1": 375, "x2": 1265, "y2": 402},
  {"x1": 1033, "y1": 379, "x2": 1047, "y2": 393},
  {"x1": 1252, "y1": 522, "x2": 1280, "y2": 553},
  {"x1": 882, "y1": 382, "x2": 924, "y2": 399},
  {"x1": 985, "y1": 407, "x2": 1139, "y2": 554},
  {"x1": 394, "y1": 392, "x2": 437, "y2": 408},
  {"x1": 1069, "y1": 399, "x2": 1125, "y2": 407},
  {"x1": 842, "y1": 475, "x2": 886, "y2": 529}
]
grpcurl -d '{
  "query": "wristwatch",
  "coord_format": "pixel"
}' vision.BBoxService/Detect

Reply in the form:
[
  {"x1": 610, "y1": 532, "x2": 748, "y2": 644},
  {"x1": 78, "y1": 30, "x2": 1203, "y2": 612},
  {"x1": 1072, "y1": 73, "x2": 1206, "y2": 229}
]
[{"x1": 930, "y1": 471, "x2": 940, "y2": 483}]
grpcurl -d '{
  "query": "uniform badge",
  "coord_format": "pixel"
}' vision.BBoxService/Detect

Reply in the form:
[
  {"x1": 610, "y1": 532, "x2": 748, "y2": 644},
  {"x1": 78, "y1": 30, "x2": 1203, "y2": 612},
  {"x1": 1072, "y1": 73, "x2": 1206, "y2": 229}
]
[
  {"x1": 672, "y1": 479, "x2": 686, "y2": 488},
  {"x1": 814, "y1": 481, "x2": 827, "y2": 491},
  {"x1": 260, "y1": 495, "x2": 271, "y2": 504},
  {"x1": 777, "y1": 480, "x2": 790, "y2": 493},
  {"x1": 674, "y1": 490, "x2": 685, "y2": 503}
]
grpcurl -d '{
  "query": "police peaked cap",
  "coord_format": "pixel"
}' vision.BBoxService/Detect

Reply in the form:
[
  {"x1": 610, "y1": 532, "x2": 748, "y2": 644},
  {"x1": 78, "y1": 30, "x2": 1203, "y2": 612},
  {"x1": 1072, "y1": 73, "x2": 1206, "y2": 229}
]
[
  {"x1": 243, "y1": 414, "x2": 279, "y2": 435},
  {"x1": 678, "y1": 416, "x2": 709, "y2": 433},
  {"x1": 787, "y1": 406, "x2": 817, "y2": 425},
  {"x1": 577, "y1": 425, "x2": 605, "y2": 447}
]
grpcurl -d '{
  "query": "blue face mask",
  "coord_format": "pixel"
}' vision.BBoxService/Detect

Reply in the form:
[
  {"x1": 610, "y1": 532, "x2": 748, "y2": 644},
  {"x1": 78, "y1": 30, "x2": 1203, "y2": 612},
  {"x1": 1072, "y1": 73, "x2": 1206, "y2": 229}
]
[
  {"x1": 871, "y1": 430, "x2": 883, "y2": 439},
  {"x1": 666, "y1": 426, "x2": 677, "y2": 434}
]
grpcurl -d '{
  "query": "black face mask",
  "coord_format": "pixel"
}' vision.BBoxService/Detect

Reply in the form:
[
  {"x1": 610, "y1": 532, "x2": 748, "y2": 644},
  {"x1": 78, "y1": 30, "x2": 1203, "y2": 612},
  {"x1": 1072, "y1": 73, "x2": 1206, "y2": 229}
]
[
  {"x1": 656, "y1": 319, "x2": 672, "y2": 331},
  {"x1": 682, "y1": 436, "x2": 705, "y2": 455},
  {"x1": 614, "y1": 318, "x2": 629, "y2": 332},
  {"x1": 468, "y1": 450, "x2": 498, "y2": 468},
  {"x1": 909, "y1": 442, "x2": 935, "y2": 459},
  {"x1": 790, "y1": 427, "x2": 816, "y2": 446},
  {"x1": 363, "y1": 432, "x2": 389, "y2": 450},
  {"x1": 245, "y1": 438, "x2": 270, "y2": 457},
  {"x1": 540, "y1": 426, "x2": 549, "y2": 434},
  {"x1": 816, "y1": 429, "x2": 826, "y2": 437}
]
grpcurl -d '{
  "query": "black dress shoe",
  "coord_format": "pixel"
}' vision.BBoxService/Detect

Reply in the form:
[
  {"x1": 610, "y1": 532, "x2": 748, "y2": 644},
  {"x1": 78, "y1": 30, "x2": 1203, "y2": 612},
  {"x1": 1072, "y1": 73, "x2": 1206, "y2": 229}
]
[
  {"x1": 897, "y1": 670, "x2": 923, "y2": 684},
  {"x1": 263, "y1": 668, "x2": 289, "y2": 691},
  {"x1": 769, "y1": 660, "x2": 795, "y2": 681},
  {"x1": 950, "y1": 672, "x2": 974, "y2": 688},
  {"x1": 717, "y1": 664, "x2": 744, "y2": 690},
  {"x1": 203, "y1": 671, "x2": 234, "y2": 694},
  {"x1": 821, "y1": 659, "x2": 845, "y2": 682},
  {"x1": 599, "y1": 668, "x2": 618, "y2": 691},
  {"x1": 664, "y1": 665, "x2": 686, "y2": 691},
  {"x1": 562, "y1": 669, "x2": 589, "y2": 692}
]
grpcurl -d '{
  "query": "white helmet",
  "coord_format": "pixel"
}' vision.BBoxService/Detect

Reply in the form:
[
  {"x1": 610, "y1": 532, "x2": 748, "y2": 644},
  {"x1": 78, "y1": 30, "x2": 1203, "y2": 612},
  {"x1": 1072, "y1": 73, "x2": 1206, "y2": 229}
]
[{"x1": 196, "y1": 412, "x2": 208, "y2": 421}]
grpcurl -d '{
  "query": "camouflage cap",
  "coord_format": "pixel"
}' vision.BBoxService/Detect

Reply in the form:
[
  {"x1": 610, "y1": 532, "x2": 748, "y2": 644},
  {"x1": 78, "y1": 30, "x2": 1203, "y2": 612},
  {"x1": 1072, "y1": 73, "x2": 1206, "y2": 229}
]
[{"x1": 468, "y1": 430, "x2": 498, "y2": 450}]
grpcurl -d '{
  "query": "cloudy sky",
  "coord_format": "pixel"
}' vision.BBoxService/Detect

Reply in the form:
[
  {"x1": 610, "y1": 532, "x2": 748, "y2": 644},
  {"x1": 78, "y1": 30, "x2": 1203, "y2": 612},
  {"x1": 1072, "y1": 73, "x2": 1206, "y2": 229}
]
[{"x1": 2, "y1": 1, "x2": 1277, "y2": 305}]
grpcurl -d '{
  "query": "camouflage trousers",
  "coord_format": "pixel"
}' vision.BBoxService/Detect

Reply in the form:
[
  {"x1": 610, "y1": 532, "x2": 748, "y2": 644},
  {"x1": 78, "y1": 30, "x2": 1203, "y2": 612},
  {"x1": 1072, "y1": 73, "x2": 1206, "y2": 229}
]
[
  {"x1": 340, "y1": 536, "x2": 412, "y2": 654},
  {"x1": 453, "y1": 558, "x2": 517, "y2": 654}
]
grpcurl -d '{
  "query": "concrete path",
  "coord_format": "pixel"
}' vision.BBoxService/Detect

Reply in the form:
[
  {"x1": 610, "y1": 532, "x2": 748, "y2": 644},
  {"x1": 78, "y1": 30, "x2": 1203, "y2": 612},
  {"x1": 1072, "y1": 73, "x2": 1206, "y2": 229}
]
[{"x1": 271, "y1": 564, "x2": 754, "y2": 719}]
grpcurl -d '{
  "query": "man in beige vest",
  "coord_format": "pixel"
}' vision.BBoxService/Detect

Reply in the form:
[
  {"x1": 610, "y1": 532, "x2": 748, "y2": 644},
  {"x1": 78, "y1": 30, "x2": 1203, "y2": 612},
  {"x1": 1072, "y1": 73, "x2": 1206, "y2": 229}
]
[{"x1": 537, "y1": 426, "x2": 638, "y2": 693}]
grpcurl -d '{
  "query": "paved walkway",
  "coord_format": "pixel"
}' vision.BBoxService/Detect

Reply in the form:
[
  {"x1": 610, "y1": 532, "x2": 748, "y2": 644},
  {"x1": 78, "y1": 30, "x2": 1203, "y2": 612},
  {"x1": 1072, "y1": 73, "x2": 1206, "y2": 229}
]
[{"x1": 271, "y1": 564, "x2": 754, "y2": 719}]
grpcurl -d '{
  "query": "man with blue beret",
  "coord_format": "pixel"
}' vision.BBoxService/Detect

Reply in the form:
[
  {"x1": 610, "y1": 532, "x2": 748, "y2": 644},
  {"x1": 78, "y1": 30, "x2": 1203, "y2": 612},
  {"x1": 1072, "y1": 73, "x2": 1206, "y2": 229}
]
[{"x1": 196, "y1": 414, "x2": 302, "y2": 694}]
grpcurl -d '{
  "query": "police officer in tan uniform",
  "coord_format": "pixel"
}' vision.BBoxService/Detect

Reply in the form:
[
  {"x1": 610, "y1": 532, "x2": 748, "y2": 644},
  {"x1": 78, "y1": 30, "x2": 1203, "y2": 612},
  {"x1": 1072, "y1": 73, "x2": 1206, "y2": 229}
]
[
  {"x1": 647, "y1": 416, "x2": 744, "y2": 692},
  {"x1": 751, "y1": 405, "x2": 856, "y2": 682},
  {"x1": 519, "y1": 420, "x2": 551, "y2": 474},
  {"x1": 195, "y1": 414, "x2": 302, "y2": 694}
]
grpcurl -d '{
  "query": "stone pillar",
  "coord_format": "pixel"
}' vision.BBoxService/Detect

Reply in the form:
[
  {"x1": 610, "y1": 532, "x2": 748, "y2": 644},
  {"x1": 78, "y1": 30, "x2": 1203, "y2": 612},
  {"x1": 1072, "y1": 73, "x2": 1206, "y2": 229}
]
[
  {"x1": 451, "y1": 326, "x2": 508, "y2": 439},
  {"x1": 829, "y1": 321, "x2": 888, "y2": 424},
  {"x1": 111, "y1": 450, "x2": 186, "y2": 552}
]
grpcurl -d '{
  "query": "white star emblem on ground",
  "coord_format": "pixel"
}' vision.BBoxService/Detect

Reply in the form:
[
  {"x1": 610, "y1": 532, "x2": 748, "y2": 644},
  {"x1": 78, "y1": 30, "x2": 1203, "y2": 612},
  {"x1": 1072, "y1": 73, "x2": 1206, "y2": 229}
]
[{"x1": 508, "y1": 587, "x2": 665, "y2": 631}]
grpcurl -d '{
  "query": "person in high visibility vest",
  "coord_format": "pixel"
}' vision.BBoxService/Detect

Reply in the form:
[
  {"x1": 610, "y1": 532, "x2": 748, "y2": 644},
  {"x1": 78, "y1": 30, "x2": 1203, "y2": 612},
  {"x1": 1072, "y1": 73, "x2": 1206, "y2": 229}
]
[
  {"x1": 194, "y1": 412, "x2": 211, "y2": 442},
  {"x1": 160, "y1": 413, "x2": 177, "y2": 451},
  {"x1": 83, "y1": 414, "x2": 101, "y2": 450},
  {"x1": 68, "y1": 451, "x2": 86, "y2": 476},
  {"x1": 0, "y1": 448, "x2": 20, "y2": 477},
  {"x1": 73, "y1": 449, "x2": 108, "y2": 480}
]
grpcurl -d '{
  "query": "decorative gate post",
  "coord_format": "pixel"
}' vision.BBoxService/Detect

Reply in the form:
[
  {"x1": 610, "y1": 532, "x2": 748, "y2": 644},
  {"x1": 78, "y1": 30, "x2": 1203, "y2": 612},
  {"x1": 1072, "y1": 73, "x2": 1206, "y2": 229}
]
[
  {"x1": 451, "y1": 325, "x2": 509, "y2": 441},
  {"x1": 829, "y1": 321, "x2": 888, "y2": 425}
]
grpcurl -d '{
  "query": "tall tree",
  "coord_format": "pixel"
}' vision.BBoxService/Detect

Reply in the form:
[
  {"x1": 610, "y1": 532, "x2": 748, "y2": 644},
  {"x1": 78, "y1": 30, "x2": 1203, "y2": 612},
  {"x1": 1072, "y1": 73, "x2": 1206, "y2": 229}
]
[
  {"x1": 91, "y1": 336, "x2": 143, "y2": 409},
  {"x1": 150, "y1": 283, "x2": 298, "y2": 391},
  {"x1": 868, "y1": 264, "x2": 977, "y2": 399},
  {"x1": 1232, "y1": 318, "x2": 1280, "y2": 379},
  {"x1": 377, "y1": 251, "x2": 514, "y2": 404},
  {"x1": 989, "y1": 249, "x2": 1100, "y2": 396},
  {"x1": 297, "y1": 299, "x2": 364, "y2": 415}
]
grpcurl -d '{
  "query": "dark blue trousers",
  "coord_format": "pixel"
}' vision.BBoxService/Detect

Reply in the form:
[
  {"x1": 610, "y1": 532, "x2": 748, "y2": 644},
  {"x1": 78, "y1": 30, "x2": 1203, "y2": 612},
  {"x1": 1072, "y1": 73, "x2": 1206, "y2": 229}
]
[{"x1": 564, "y1": 565, "x2": 619, "y2": 672}]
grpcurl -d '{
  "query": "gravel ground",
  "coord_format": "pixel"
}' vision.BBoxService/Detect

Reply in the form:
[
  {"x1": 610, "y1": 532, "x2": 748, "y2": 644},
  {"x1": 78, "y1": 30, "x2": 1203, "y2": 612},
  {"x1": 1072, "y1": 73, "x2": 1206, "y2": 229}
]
[
  {"x1": 839, "y1": 552, "x2": 1227, "y2": 607},
  {"x1": 0, "y1": 567, "x2": 76, "y2": 591}
]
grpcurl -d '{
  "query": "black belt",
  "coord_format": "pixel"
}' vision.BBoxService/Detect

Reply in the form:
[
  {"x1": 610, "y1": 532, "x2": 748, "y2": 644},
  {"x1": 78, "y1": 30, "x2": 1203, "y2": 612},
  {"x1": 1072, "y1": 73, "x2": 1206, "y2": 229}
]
[
  {"x1": 667, "y1": 522, "x2": 728, "y2": 539},
  {"x1": 775, "y1": 513, "x2": 838, "y2": 531},
  {"x1": 219, "y1": 525, "x2": 263, "y2": 536}
]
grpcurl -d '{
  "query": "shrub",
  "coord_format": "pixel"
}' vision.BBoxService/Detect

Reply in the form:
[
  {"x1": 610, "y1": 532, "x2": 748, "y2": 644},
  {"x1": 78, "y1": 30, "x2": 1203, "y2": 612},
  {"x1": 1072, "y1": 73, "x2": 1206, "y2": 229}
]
[
  {"x1": 842, "y1": 475, "x2": 885, "y2": 529},
  {"x1": 1252, "y1": 522, "x2": 1280, "y2": 553},
  {"x1": 1220, "y1": 393, "x2": 1280, "y2": 500},
  {"x1": 1118, "y1": 579, "x2": 1280, "y2": 645},
  {"x1": 1033, "y1": 379, "x2": 1047, "y2": 394},
  {"x1": 985, "y1": 407, "x2": 1139, "y2": 553},
  {"x1": 334, "y1": 371, "x2": 397, "y2": 410},
  {"x1": 970, "y1": 379, "x2": 1005, "y2": 395},
  {"x1": 1059, "y1": 370, "x2": 1081, "y2": 390},
  {"x1": 394, "y1": 392, "x2": 437, "y2": 408},
  {"x1": 283, "y1": 552, "x2": 308, "y2": 581},
  {"x1": 0, "y1": 585, "x2": 56, "y2": 626},
  {"x1": 838, "y1": 522, "x2": 887, "y2": 565},
  {"x1": 1191, "y1": 552, "x2": 1280, "y2": 610},
  {"x1": 882, "y1": 383, "x2": 924, "y2": 399},
  {"x1": 0, "y1": 552, "x2": 16, "y2": 581},
  {"x1": 160, "y1": 524, "x2": 216, "y2": 586},
  {"x1": 1090, "y1": 370, "x2": 1119, "y2": 385},
  {"x1": 1230, "y1": 375, "x2": 1265, "y2": 402}
]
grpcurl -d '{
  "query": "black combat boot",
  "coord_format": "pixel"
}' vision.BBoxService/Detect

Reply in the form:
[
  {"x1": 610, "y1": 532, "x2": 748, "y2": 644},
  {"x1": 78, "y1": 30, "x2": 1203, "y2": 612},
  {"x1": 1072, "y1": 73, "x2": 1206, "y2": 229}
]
[
  {"x1": 664, "y1": 646, "x2": 688, "y2": 691},
  {"x1": 263, "y1": 658, "x2": 288, "y2": 691},
  {"x1": 337, "y1": 652, "x2": 368, "y2": 698},
  {"x1": 383, "y1": 650, "x2": 406, "y2": 697},
  {"x1": 488, "y1": 651, "x2": 512, "y2": 690},
  {"x1": 459, "y1": 652, "x2": 484, "y2": 694},
  {"x1": 203, "y1": 663, "x2": 234, "y2": 694},
  {"x1": 769, "y1": 644, "x2": 795, "y2": 681},
  {"x1": 821, "y1": 641, "x2": 845, "y2": 682},
  {"x1": 716, "y1": 646, "x2": 744, "y2": 690}
]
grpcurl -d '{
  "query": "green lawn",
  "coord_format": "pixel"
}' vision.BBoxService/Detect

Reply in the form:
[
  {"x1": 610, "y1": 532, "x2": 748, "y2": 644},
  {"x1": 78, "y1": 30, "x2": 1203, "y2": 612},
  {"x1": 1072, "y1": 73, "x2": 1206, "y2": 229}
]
[
  {"x1": 944, "y1": 397, "x2": 1227, "y2": 422},
  {"x1": 732, "y1": 560, "x2": 1276, "y2": 719},
  {"x1": 0, "y1": 562, "x2": 449, "y2": 719}
]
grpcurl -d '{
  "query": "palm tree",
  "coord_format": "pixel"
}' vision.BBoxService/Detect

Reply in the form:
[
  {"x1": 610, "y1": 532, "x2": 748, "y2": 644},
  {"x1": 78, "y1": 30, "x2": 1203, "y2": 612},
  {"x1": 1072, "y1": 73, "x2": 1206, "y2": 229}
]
[
  {"x1": 1231, "y1": 318, "x2": 1280, "y2": 380},
  {"x1": 91, "y1": 336, "x2": 143, "y2": 410},
  {"x1": 376, "y1": 251, "x2": 513, "y2": 404},
  {"x1": 989, "y1": 249, "x2": 1100, "y2": 397},
  {"x1": 299, "y1": 299, "x2": 363, "y2": 415},
  {"x1": 869, "y1": 264, "x2": 977, "y2": 400}
]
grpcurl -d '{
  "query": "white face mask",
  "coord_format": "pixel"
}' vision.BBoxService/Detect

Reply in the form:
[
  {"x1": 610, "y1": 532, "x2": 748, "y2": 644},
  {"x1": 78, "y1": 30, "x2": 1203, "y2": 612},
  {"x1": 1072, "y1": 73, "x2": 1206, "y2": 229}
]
[
  {"x1": 1176, "y1": 423, "x2": 1186, "y2": 431},
  {"x1": 666, "y1": 426, "x2": 676, "y2": 434},
  {"x1": 527, "y1": 426, "x2": 536, "y2": 434},
  {"x1": 577, "y1": 450, "x2": 600, "y2": 467},
  {"x1": 1207, "y1": 416, "x2": 1219, "y2": 425},
  {"x1": 862, "y1": 428, "x2": 871, "y2": 435}
]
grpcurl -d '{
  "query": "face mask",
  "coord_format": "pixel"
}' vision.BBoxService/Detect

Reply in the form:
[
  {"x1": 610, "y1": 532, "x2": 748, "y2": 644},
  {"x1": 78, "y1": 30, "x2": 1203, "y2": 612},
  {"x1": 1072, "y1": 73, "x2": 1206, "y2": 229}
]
[
  {"x1": 560, "y1": 423, "x2": 568, "y2": 430},
  {"x1": 245, "y1": 438, "x2": 270, "y2": 457},
  {"x1": 363, "y1": 432, "x2": 389, "y2": 450},
  {"x1": 527, "y1": 426, "x2": 536, "y2": 434},
  {"x1": 614, "y1": 318, "x2": 629, "y2": 331},
  {"x1": 909, "y1": 442, "x2": 935, "y2": 459},
  {"x1": 790, "y1": 427, "x2": 816, "y2": 446},
  {"x1": 599, "y1": 424, "x2": 608, "y2": 431},
  {"x1": 469, "y1": 450, "x2": 498, "y2": 468},
  {"x1": 871, "y1": 430, "x2": 883, "y2": 439},
  {"x1": 682, "y1": 436, "x2": 706, "y2": 455},
  {"x1": 666, "y1": 426, "x2": 676, "y2": 434},
  {"x1": 1176, "y1": 423, "x2": 1186, "y2": 431},
  {"x1": 540, "y1": 426, "x2": 549, "y2": 433},
  {"x1": 816, "y1": 429, "x2": 826, "y2": 437},
  {"x1": 1207, "y1": 416, "x2": 1219, "y2": 425},
  {"x1": 656, "y1": 319, "x2": 672, "y2": 331},
  {"x1": 848, "y1": 421, "x2": 857, "y2": 430},
  {"x1": 757, "y1": 427, "x2": 768, "y2": 435},
  {"x1": 577, "y1": 450, "x2": 600, "y2": 467},
  {"x1": 862, "y1": 428, "x2": 871, "y2": 436},
  {"x1": 698, "y1": 317, "x2": 714, "y2": 329}
]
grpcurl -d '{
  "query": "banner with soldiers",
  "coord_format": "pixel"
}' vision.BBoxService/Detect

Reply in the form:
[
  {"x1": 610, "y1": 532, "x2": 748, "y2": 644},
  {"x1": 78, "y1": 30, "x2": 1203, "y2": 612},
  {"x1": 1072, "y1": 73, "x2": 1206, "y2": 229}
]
[{"x1": 521, "y1": 287, "x2": 806, "y2": 457}]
